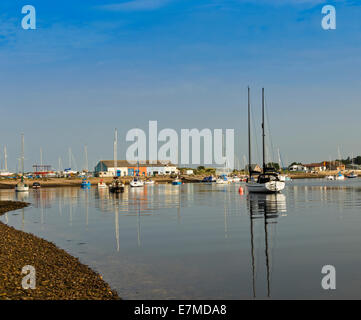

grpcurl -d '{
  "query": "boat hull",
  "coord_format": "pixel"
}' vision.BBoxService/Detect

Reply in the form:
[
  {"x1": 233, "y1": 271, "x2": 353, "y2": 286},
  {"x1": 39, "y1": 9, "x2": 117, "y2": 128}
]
[
  {"x1": 15, "y1": 186, "x2": 29, "y2": 192},
  {"x1": 109, "y1": 186, "x2": 124, "y2": 193},
  {"x1": 130, "y1": 181, "x2": 144, "y2": 187},
  {"x1": 246, "y1": 181, "x2": 285, "y2": 194}
]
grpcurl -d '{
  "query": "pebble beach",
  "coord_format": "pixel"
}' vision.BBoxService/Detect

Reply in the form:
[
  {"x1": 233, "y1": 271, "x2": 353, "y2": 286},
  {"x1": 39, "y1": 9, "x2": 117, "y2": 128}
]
[{"x1": 0, "y1": 201, "x2": 120, "y2": 300}]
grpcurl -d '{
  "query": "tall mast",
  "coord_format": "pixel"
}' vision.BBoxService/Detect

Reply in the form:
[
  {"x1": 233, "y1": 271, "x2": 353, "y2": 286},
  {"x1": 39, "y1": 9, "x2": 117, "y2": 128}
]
[
  {"x1": 69, "y1": 148, "x2": 72, "y2": 169},
  {"x1": 84, "y1": 145, "x2": 88, "y2": 172},
  {"x1": 40, "y1": 147, "x2": 43, "y2": 166},
  {"x1": 4, "y1": 146, "x2": 7, "y2": 171},
  {"x1": 21, "y1": 133, "x2": 24, "y2": 174},
  {"x1": 262, "y1": 88, "x2": 266, "y2": 173},
  {"x1": 114, "y1": 129, "x2": 118, "y2": 177},
  {"x1": 248, "y1": 86, "x2": 252, "y2": 177}
]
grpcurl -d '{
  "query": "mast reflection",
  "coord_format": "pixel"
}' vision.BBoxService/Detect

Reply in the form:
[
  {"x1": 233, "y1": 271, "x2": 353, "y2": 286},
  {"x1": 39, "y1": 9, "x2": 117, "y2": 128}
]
[{"x1": 248, "y1": 193, "x2": 287, "y2": 298}]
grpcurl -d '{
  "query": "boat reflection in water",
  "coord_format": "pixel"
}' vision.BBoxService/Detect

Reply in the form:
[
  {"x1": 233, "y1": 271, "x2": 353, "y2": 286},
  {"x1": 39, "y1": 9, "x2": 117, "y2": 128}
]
[{"x1": 248, "y1": 193, "x2": 287, "y2": 298}]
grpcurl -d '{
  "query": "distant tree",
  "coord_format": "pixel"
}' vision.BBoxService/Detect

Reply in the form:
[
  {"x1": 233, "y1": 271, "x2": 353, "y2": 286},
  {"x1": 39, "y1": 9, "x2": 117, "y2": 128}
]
[{"x1": 267, "y1": 162, "x2": 280, "y2": 171}]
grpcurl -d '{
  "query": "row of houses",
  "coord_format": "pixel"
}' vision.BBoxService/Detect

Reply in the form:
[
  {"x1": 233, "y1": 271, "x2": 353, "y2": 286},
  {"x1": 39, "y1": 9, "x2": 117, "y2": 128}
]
[
  {"x1": 94, "y1": 160, "x2": 179, "y2": 177},
  {"x1": 289, "y1": 161, "x2": 346, "y2": 172}
]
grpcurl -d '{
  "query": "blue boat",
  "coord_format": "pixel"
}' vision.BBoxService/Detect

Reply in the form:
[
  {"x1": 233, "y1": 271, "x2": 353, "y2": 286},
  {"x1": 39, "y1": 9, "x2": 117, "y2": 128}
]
[
  {"x1": 172, "y1": 178, "x2": 182, "y2": 185},
  {"x1": 81, "y1": 179, "x2": 91, "y2": 189},
  {"x1": 202, "y1": 176, "x2": 216, "y2": 183}
]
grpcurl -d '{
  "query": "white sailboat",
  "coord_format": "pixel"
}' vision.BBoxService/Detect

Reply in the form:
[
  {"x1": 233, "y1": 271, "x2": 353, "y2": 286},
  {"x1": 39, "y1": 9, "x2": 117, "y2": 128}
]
[
  {"x1": 246, "y1": 88, "x2": 285, "y2": 194},
  {"x1": 15, "y1": 133, "x2": 29, "y2": 192},
  {"x1": 130, "y1": 160, "x2": 144, "y2": 187},
  {"x1": 109, "y1": 129, "x2": 125, "y2": 193}
]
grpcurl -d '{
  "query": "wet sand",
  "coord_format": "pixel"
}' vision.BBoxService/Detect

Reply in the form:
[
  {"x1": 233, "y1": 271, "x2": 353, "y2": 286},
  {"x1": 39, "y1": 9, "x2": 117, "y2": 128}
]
[{"x1": 0, "y1": 201, "x2": 120, "y2": 300}]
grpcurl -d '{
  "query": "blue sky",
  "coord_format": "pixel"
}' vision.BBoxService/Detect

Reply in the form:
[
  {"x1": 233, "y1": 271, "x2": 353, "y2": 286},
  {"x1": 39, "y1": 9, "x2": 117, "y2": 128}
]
[{"x1": 1, "y1": 0, "x2": 361, "y2": 171}]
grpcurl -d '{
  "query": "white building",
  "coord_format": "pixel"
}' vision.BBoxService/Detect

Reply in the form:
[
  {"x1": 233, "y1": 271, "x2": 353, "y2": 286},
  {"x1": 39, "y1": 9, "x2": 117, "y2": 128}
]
[
  {"x1": 289, "y1": 164, "x2": 307, "y2": 172},
  {"x1": 94, "y1": 160, "x2": 178, "y2": 177}
]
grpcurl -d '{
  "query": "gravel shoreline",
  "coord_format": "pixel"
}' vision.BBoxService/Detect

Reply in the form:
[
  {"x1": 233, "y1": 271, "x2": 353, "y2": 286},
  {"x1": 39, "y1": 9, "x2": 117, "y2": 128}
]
[{"x1": 0, "y1": 201, "x2": 120, "y2": 300}]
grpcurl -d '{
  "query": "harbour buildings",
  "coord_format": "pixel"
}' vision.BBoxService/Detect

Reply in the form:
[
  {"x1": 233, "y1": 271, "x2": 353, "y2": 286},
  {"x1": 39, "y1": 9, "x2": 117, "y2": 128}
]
[{"x1": 94, "y1": 160, "x2": 178, "y2": 177}]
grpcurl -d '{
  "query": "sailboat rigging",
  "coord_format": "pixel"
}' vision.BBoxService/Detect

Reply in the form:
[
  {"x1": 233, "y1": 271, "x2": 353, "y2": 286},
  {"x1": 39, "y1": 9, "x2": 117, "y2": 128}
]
[{"x1": 246, "y1": 88, "x2": 285, "y2": 194}]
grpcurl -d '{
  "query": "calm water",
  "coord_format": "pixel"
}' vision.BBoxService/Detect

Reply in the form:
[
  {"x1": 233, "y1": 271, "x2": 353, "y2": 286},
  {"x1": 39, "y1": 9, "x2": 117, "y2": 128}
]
[{"x1": 1, "y1": 180, "x2": 361, "y2": 299}]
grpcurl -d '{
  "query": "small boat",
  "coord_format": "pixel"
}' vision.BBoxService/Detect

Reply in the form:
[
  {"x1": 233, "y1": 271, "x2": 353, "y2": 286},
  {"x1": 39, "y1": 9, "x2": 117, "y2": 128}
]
[
  {"x1": 130, "y1": 177, "x2": 144, "y2": 187},
  {"x1": 15, "y1": 177, "x2": 29, "y2": 192},
  {"x1": 202, "y1": 176, "x2": 216, "y2": 183},
  {"x1": 335, "y1": 172, "x2": 345, "y2": 180},
  {"x1": 97, "y1": 179, "x2": 108, "y2": 188},
  {"x1": 216, "y1": 175, "x2": 229, "y2": 184},
  {"x1": 32, "y1": 182, "x2": 41, "y2": 189},
  {"x1": 15, "y1": 135, "x2": 29, "y2": 192},
  {"x1": 172, "y1": 177, "x2": 182, "y2": 185},
  {"x1": 346, "y1": 172, "x2": 357, "y2": 179},
  {"x1": 279, "y1": 174, "x2": 292, "y2": 182},
  {"x1": 144, "y1": 179, "x2": 155, "y2": 185},
  {"x1": 326, "y1": 175, "x2": 335, "y2": 181},
  {"x1": 109, "y1": 177, "x2": 125, "y2": 193},
  {"x1": 232, "y1": 176, "x2": 241, "y2": 183},
  {"x1": 81, "y1": 179, "x2": 91, "y2": 189}
]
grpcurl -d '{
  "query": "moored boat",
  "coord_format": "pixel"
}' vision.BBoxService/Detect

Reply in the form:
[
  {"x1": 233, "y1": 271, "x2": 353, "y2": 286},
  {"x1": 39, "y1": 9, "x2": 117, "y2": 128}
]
[
  {"x1": 130, "y1": 177, "x2": 144, "y2": 187},
  {"x1": 81, "y1": 179, "x2": 91, "y2": 189},
  {"x1": 346, "y1": 172, "x2": 357, "y2": 179},
  {"x1": 32, "y1": 182, "x2": 41, "y2": 189},
  {"x1": 15, "y1": 177, "x2": 29, "y2": 192},
  {"x1": 97, "y1": 179, "x2": 108, "y2": 188},
  {"x1": 172, "y1": 177, "x2": 182, "y2": 185},
  {"x1": 144, "y1": 179, "x2": 155, "y2": 185},
  {"x1": 245, "y1": 87, "x2": 285, "y2": 194},
  {"x1": 216, "y1": 175, "x2": 229, "y2": 184},
  {"x1": 335, "y1": 172, "x2": 345, "y2": 180},
  {"x1": 109, "y1": 177, "x2": 125, "y2": 193}
]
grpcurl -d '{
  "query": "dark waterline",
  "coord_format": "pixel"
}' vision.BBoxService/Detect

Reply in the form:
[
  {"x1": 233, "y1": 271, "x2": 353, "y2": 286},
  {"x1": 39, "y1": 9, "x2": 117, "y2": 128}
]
[{"x1": 1, "y1": 180, "x2": 361, "y2": 299}]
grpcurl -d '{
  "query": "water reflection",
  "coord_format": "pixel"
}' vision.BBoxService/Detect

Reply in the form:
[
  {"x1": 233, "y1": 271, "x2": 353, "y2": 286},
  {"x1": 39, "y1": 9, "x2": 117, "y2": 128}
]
[
  {"x1": 248, "y1": 193, "x2": 287, "y2": 298},
  {"x1": 3, "y1": 180, "x2": 361, "y2": 299}
]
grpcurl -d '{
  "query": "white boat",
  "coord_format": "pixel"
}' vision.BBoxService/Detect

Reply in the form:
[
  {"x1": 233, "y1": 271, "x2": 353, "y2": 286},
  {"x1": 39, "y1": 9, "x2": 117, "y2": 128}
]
[
  {"x1": 216, "y1": 175, "x2": 229, "y2": 184},
  {"x1": 326, "y1": 175, "x2": 335, "y2": 181},
  {"x1": 130, "y1": 177, "x2": 144, "y2": 187},
  {"x1": 279, "y1": 174, "x2": 291, "y2": 182},
  {"x1": 15, "y1": 180, "x2": 29, "y2": 192},
  {"x1": 335, "y1": 172, "x2": 345, "y2": 180},
  {"x1": 246, "y1": 174, "x2": 285, "y2": 193},
  {"x1": 232, "y1": 177, "x2": 241, "y2": 183},
  {"x1": 15, "y1": 134, "x2": 29, "y2": 192},
  {"x1": 245, "y1": 87, "x2": 285, "y2": 194},
  {"x1": 97, "y1": 179, "x2": 108, "y2": 189},
  {"x1": 144, "y1": 179, "x2": 155, "y2": 185}
]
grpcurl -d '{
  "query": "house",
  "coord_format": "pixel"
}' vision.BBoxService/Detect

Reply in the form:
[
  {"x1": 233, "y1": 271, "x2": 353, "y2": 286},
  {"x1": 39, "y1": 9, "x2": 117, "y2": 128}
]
[
  {"x1": 245, "y1": 164, "x2": 262, "y2": 173},
  {"x1": 322, "y1": 161, "x2": 346, "y2": 171},
  {"x1": 94, "y1": 160, "x2": 178, "y2": 177},
  {"x1": 303, "y1": 163, "x2": 327, "y2": 172},
  {"x1": 289, "y1": 164, "x2": 307, "y2": 172}
]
